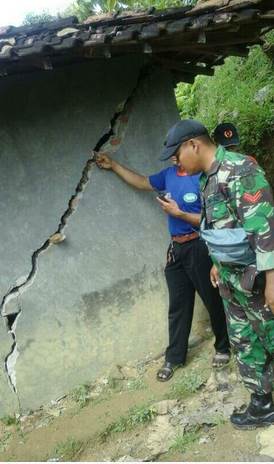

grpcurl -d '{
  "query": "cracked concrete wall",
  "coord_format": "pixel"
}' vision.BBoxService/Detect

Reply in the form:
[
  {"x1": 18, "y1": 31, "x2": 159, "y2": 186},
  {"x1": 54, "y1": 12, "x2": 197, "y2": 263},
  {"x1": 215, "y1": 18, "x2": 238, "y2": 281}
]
[
  {"x1": 0, "y1": 56, "x2": 208, "y2": 413},
  {"x1": 0, "y1": 321, "x2": 19, "y2": 413}
]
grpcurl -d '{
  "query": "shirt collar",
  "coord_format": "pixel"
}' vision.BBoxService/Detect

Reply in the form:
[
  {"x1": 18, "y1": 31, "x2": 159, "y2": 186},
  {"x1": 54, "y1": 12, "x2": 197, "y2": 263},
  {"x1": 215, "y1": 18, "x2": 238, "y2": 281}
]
[
  {"x1": 200, "y1": 145, "x2": 226, "y2": 189},
  {"x1": 176, "y1": 167, "x2": 187, "y2": 176}
]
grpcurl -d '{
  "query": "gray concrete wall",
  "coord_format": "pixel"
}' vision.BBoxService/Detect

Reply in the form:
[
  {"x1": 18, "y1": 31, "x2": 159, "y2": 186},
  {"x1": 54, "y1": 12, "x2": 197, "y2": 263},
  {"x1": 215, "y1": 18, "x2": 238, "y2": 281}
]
[{"x1": 0, "y1": 56, "x2": 208, "y2": 414}]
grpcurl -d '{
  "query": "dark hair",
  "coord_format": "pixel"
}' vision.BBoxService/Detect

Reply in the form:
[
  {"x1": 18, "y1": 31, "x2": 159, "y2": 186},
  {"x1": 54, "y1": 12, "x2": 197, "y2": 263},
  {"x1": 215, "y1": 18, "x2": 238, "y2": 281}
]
[{"x1": 196, "y1": 134, "x2": 214, "y2": 145}]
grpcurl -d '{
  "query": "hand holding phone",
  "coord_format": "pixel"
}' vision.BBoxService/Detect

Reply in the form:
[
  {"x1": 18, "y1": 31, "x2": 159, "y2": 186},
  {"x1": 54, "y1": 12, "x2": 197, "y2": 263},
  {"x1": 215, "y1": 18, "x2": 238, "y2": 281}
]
[
  {"x1": 156, "y1": 191, "x2": 171, "y2": 203},
  {"x1": 158, "y1": 194, "x2": 170, "y2": 203}
]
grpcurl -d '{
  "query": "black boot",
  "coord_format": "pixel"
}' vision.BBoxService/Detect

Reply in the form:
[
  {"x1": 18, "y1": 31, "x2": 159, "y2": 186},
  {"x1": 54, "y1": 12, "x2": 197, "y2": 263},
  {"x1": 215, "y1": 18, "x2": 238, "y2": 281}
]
[{"x1": 230, "y1": 392, "x2": 274, "y2": 430}]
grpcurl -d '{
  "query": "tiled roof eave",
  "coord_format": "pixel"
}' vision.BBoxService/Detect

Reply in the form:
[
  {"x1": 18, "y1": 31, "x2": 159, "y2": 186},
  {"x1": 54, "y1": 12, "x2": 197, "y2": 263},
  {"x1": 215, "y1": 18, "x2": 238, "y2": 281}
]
[{"x1": 0, "y1": 0, "x2": 272, "y2": 79}]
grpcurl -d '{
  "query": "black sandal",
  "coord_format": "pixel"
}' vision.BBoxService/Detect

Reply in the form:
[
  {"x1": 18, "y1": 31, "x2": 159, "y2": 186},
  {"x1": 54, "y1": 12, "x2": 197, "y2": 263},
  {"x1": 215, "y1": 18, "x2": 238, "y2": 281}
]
[{"x1": 156, "y1": 361, "x2": 182, "y2": 382}]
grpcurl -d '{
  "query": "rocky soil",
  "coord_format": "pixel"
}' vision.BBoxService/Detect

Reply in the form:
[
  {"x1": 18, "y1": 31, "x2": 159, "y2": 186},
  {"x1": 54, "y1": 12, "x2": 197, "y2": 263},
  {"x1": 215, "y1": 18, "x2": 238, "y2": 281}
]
[{"x1": 0, "y1": 337, "x2": 273, "y2": 462}]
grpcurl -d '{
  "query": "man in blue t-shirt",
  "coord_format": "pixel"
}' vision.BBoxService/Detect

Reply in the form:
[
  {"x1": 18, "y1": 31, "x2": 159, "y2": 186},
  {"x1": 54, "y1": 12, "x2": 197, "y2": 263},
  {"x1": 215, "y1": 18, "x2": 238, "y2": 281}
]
[{"x1": 96, "y1": 147, "x2": 230, "y2": 381}]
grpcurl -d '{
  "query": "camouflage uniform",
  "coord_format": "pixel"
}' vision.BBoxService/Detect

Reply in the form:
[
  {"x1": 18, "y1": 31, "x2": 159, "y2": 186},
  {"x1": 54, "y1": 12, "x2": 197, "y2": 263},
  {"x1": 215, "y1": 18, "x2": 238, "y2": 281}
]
[{"x1": 200, "y1": 145, "x2": 274, "y2": 395}]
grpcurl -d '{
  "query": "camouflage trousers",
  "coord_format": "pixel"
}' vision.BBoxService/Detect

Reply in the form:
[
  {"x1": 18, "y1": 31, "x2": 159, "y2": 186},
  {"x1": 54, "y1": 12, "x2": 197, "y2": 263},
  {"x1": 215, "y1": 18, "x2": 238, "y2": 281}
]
[{"x1": 218, "y1": 265, "x2": 274, "y2": 395}]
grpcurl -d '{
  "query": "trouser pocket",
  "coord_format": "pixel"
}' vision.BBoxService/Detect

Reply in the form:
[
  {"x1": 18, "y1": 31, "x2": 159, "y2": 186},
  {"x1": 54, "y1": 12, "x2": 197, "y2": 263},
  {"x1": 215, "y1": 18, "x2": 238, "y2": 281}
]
[{"x1": 166, "y1": 242, "x2": 176, "y2": 266}]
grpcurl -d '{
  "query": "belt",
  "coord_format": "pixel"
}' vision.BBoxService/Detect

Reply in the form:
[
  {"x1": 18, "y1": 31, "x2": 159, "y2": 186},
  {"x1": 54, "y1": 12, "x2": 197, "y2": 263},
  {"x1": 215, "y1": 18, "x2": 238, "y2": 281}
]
[
  {"x1": 172, "y1": 231, "x2": 199, "y2": 244},
  {"x1": 219, "y1": 262, "x2": 245, "y2": 269}
]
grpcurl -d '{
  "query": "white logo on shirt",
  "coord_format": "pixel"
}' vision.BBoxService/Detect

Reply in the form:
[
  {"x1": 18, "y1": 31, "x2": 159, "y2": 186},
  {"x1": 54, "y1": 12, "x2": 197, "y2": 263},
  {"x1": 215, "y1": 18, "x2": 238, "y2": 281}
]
[{"x1": 183, "y1": 193, "x2": 198, "y2": 203}]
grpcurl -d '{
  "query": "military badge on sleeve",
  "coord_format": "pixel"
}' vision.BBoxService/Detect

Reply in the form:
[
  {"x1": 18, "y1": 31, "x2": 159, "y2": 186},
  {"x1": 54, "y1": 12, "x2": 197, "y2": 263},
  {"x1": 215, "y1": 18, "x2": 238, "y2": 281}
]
[{"x1": 242, "y1": 191, "x2": 262, "y2": 203}]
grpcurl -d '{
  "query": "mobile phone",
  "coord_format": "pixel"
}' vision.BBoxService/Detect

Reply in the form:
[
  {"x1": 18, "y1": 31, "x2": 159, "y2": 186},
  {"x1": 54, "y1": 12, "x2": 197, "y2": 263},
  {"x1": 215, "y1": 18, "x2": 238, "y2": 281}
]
[
  {"x1": 154, "y1": 189, "x2": 171, "y2": 202},
  {"x1": 158, "y1": 194, "x2": 170, "y2": 202}
]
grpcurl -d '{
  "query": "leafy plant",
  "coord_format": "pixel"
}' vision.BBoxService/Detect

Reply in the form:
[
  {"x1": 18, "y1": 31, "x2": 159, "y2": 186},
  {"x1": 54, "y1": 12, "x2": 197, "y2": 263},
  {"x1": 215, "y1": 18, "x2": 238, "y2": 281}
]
[
  {"x1": 127, "y1": 403, "x2": 156, "y2": 425},
  {"x1": 65, "y1": 0, "x2": 197, "y2": 18},
  {"x1": 23, "y1": 11, "x2": 57, "y2": 25},
  {"x1": 71, "y1": 384, "x2": 90, "y2": 408},
  {"x1": 53, "y1": 437, "x2": 83, "y2": 461},
  {"x1": 100, "y1": 403, "x2": 156, "y2": 439},
  {"x1": 175, "y1": 31, "x2": 274, "y2": 158},
  {"x1": 170, "y1": 426, "x2": 201, "y2": 452},
  {"x1": 168, "y1": 370, "x2": 205, "y2": 398},
  {"x1": 0, "y1": 415, "x2": 18, "y2": 426}
]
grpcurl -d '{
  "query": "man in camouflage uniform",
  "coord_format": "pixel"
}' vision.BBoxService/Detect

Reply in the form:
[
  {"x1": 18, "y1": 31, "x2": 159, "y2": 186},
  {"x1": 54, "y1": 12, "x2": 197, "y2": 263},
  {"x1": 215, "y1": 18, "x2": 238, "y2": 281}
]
[{"x1": 160, "y1": 119, "x2": 274, "y2": 429}]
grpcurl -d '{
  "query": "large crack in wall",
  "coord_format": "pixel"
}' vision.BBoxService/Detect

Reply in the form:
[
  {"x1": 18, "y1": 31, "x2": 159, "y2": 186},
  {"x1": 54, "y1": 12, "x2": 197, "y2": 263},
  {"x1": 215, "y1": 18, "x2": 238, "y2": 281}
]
[{"x1": 0, "y1": 64, "x2": 151, "y2": 405}]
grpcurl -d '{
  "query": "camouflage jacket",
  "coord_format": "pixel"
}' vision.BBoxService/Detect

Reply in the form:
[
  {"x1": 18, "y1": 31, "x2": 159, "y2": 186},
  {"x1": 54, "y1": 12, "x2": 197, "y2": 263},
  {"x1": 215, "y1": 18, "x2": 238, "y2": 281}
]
[{"x1": 200, "y1": 145, "x2": 274, "y2": 272}]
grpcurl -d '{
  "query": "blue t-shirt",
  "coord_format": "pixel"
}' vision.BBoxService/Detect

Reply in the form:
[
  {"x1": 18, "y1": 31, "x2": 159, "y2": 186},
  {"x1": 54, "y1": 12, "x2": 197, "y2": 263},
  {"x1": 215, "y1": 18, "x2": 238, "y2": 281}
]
[{"x1": 149, "y1": 167, "x2": 201, "y2": 236}]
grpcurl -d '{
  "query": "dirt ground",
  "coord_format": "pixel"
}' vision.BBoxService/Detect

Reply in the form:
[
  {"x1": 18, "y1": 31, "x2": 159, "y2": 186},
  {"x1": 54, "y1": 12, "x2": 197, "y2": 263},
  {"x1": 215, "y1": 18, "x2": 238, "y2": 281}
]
[{"x1": 0, "y1": 337, "x2": 272, "y2": 462}]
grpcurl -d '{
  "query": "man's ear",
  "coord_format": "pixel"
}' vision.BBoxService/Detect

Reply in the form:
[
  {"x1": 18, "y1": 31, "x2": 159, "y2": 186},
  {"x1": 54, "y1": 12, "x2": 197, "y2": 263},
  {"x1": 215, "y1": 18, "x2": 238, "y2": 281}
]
[{"x1": 191, "y1": 139, "x2": 199, "y2": 153}]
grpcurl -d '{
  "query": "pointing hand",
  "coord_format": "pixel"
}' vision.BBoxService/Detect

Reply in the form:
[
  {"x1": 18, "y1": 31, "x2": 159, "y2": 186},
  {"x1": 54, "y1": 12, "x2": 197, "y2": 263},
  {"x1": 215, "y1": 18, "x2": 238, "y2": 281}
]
[{"x1": 96, "y1": 153, "x2": 113, "y2": 170}]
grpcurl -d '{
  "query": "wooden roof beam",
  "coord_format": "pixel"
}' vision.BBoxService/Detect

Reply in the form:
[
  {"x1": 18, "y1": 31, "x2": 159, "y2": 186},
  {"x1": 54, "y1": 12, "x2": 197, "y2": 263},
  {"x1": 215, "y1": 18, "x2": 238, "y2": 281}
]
[
  {"x1": 152, "y1": 42, "x2": 250, "y2": 57},
  {"x1": 156, "y1": 57, "x2": 215, "y2": 75}
]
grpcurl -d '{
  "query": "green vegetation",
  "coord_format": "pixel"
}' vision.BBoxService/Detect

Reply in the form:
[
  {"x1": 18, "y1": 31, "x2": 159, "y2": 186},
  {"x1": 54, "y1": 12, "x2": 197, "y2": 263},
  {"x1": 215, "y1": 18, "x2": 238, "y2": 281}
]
[
  {"x1": 69, "y1": 376, "x2": 147, "y2": 411},
  {"x1": 210, "y1": 414, "x2": 227, "y2": 426},
  {"x1": 66, "y1": 0, "x2": 197, "y2": 18},
  {"x1": 65, "y1": 0, "x2": 95, "y2": 20},
  {"x1": 23, "y1": 0, "x2": 198, "y2": 24},
  {"x1": 0, "y1": 431, "x2": 13, "y2": 453},
  {"x1": 100, "y1": 403, "x2": 156, "y2": 439},
  {"x1": 23, "y1": 11, "x2": 57, "y2": 25},
  {"x1": 168, "y1": 370, "x2": 205, "y2": 398},
  {"x1": 71, "y1": 384, "x2": 91, "y2": 408},
  {"x1": 0, "y1": 415, "x2": 18, "y2": 426},
  {"x1": 53, "y1": 437, "x2": 83, "y2": 461},
  {"x1": 125, "y1": 378, "x2": 147, "y2": 391},
  {"x1": 108, "y1": 376, "x2": 147, "y2": 392},
  {"x1": 22, "y1": 1, "x2": 273, "y2": 161},
  {"x1": 170, "y1": 426, "x2": 201, "y2": 453},
  {"x1": 176, "y1": 31, "x2": 274, "y2": 157}
]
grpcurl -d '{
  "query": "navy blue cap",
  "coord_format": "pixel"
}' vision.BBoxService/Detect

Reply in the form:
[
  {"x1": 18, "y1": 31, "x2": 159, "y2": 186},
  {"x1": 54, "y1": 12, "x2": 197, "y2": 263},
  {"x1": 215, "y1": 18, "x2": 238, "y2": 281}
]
[
  {"x1": 212, "y1": 123, "x2": 240, "y2": 147},
  {"x1": 160, "y1": 119, "x2": 209, "y2": 161}
]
